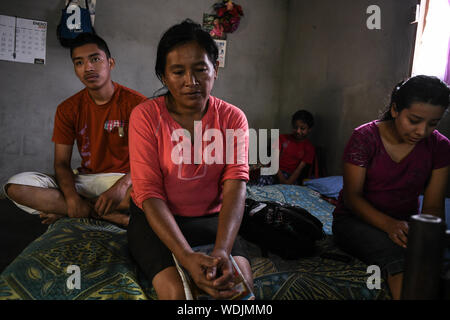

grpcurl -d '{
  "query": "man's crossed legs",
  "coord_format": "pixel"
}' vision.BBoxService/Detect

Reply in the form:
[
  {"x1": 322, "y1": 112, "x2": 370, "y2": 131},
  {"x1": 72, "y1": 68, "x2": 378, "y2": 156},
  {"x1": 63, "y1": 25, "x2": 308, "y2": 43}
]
[{"x1": 4, "y1": 172, "x2": 131, "y2": 227}]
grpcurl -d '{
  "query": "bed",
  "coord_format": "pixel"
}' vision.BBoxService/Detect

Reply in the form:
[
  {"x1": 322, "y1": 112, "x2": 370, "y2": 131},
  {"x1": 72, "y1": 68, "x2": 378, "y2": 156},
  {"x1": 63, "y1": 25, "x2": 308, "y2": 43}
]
[{"x1": 0, "y1": 182, "x2": 392, "y2": 300}]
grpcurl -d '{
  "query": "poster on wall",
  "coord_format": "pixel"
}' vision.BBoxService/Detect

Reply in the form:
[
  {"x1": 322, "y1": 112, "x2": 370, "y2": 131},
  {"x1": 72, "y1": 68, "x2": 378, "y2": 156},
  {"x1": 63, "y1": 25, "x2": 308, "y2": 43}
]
[
  {"x1": 0, "y1": 14, "x2": 47, "y2": 64},
  {"x1": 203, "y1": 13, "x2": 227, "y2": 68},
  {"x1": 215, "y1": 39, "x2": 227, "y2": 68},
  {"x1": 65, "y1": 0, "x2": 96, "y2": 25}
]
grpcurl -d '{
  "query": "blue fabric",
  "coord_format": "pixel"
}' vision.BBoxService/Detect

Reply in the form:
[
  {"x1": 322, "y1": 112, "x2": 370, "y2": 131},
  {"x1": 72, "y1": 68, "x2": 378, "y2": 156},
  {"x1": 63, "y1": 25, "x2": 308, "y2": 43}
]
[
  {"x1": 303, "y1": 176, "x2": 343, "y2": 199},
  {"x1": 59, "y1": 2, "x2": 93, "y2": 40},
  {"x1": 447, "y1": 198, "x2": 450, "y2": 226}
]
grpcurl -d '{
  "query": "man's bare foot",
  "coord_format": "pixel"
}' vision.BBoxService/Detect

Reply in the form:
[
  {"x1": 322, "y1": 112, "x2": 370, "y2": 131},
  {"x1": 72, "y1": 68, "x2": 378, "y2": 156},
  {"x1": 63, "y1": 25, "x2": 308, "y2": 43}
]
[
  {"x1": 89, "y1": 211, "x2": 129, "y2": 227},
  {"x1": 39, "y1": 212, "x2": 64, "y2": 225},
  {"x1": 102, "y1": 212, "x2": 130, "y2": 227}
]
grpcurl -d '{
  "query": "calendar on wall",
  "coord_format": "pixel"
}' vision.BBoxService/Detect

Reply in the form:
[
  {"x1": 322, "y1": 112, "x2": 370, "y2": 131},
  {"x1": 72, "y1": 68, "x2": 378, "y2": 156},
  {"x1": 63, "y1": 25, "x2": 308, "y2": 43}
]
[{"x1": 0, "y1": 14, "x2": 47, "y2": 64}]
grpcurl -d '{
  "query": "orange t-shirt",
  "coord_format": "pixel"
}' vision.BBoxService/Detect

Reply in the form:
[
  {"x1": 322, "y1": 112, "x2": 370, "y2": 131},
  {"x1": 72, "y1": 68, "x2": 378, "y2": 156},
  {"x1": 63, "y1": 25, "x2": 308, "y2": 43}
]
[{"x1": 52, "y1": 82, "x2": 147, "y2": 174}]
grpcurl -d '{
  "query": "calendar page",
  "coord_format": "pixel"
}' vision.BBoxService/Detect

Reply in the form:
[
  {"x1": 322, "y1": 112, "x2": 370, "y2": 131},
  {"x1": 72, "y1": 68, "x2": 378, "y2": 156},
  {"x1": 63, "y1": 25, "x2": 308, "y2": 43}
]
[
  {"x1": 0, "y1": 14, "x2": 47, "y2": 64},
  {"x1": 0, "y1": 15, "x2": 15, "y2": 62}
]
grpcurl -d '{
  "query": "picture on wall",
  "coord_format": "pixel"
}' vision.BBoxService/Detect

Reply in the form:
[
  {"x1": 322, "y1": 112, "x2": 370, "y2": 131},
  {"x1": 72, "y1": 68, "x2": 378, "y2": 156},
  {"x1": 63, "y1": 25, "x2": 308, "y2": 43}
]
[
  {"x1": 203, "y1": 13, "x2": 226, "y2": 40},
  {"x1": 203, "y1": 13, "x2": 227, "y2": 68}
]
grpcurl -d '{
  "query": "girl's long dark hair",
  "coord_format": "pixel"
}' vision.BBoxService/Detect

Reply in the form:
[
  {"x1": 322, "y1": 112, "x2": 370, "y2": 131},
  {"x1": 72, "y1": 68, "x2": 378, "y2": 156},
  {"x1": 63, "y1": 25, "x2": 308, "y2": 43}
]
[{"x1": 379, "y1": 75, "x2": 450, "y2": 121}]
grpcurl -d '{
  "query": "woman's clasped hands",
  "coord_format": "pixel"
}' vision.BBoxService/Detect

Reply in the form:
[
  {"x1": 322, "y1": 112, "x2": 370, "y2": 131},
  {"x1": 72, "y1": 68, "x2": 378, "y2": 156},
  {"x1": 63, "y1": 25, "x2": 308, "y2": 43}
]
[{"x1": 182, "y1": 249, "x2": 238, "y2": 299}]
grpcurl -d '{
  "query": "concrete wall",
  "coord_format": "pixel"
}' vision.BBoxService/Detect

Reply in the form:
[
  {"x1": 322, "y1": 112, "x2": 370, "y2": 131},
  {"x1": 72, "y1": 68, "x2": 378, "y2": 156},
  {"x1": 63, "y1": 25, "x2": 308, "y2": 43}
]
[{"x1": 1, "y1": 0, "x2": 448, "y2": 196}]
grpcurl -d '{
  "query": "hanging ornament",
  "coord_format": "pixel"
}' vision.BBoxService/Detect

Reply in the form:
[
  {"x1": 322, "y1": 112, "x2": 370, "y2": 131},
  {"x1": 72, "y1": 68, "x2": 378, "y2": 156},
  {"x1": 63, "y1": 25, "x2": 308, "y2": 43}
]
[{"x1": 212, "y1": 0, "x2": 244, "y2": 34}]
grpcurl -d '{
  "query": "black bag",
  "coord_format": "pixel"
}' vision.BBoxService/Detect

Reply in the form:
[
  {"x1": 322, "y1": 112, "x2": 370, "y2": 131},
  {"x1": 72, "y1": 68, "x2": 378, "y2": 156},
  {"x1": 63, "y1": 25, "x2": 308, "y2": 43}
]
[
  {"x1": 57, "y1": 0, "x2": 95, "y2": 48},
  {"x1": 239, "y1": 198, "x2": 325, "y2": 259}
]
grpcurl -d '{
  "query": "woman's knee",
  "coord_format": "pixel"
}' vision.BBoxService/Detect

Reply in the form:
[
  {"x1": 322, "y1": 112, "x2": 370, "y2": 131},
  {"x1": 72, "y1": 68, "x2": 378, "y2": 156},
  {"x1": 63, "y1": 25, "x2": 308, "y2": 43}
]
[
  {"x1": 152, "y1": 267, "x2": 185, "y2": 300},
  {"x1": 233, "y1": 256, "x2": 254, "y2": 289}
]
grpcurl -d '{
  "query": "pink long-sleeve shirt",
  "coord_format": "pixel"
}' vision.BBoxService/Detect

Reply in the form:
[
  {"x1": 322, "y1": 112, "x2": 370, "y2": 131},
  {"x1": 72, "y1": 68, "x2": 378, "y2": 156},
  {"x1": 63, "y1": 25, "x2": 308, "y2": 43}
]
[{"x1": 129, "y1": 95, "x2": 249, "y2": 217}]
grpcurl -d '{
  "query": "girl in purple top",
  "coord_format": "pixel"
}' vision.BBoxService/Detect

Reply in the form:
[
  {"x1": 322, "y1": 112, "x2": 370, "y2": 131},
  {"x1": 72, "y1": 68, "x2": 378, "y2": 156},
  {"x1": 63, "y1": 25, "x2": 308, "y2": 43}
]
[{"x1": 332, "y1": 75, "x2": 450, "y2": 300}]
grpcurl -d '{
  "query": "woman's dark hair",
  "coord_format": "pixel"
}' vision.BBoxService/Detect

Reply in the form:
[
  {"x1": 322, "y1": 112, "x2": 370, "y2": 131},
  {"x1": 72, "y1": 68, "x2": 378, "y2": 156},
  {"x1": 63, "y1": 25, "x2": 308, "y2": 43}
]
[
  {"x1": 69, "y1": 33, "x2": 111, "y2": 59},
  {"x1": 379, "y1": 75, "x2": 450, "y2": 121},
  {"x1": 155, "y1": 19, "x2": 219, "y2": 83},
  {"x1": 292, "y1": 110, "x2": 314, "y2": 128}
]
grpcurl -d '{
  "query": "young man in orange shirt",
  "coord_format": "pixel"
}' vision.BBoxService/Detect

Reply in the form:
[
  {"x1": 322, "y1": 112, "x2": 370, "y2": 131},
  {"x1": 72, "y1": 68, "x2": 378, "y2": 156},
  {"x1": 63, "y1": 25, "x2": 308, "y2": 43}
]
[{"x1": 4, "y1": 33, "x2": 146, "y2": 226}]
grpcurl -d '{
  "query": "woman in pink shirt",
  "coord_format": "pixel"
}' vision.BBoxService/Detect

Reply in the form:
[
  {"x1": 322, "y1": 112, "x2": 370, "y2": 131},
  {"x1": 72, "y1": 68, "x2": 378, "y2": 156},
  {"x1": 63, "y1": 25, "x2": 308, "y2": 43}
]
[
  {"x1": 127, "y1": 19, "x2": 252, "y2": 299},
  {"x1": 332, "y1": 75, "x2": 450, "y2": 299}
]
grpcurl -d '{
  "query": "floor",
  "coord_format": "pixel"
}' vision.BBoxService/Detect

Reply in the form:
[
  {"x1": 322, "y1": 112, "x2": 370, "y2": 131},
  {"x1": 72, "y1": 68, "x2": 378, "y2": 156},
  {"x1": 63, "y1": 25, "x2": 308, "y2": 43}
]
[{"x1": 0, "y1": 198, "x2": 48, "y2": 273}]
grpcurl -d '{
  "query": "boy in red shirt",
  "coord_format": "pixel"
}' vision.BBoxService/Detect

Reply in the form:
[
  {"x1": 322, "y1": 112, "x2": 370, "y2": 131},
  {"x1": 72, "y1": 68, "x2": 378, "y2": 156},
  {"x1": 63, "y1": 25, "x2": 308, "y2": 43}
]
[
  {"x1": 277, "y1": 110, "x2": 316, "y2": 185},
  {"x1": 254, "y1": 110, "x2": 315, "y2": 186}
]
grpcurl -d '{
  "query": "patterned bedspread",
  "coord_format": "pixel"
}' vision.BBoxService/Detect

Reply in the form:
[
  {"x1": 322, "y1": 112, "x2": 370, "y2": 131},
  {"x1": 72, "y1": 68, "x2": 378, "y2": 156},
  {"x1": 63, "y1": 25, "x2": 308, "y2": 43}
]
[
  {"x1": 0, "y1": 218, "x2": 155, "y2": 300},
  {"x1": 0, "y1": 185, "x2": 391, "y2": 300}
]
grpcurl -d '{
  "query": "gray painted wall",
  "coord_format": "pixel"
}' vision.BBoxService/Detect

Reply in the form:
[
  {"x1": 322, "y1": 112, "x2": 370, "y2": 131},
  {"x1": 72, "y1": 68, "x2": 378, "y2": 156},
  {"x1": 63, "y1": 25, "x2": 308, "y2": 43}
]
[{"x1": 1, "y1": 0, "x2": 449, "y2": 196}]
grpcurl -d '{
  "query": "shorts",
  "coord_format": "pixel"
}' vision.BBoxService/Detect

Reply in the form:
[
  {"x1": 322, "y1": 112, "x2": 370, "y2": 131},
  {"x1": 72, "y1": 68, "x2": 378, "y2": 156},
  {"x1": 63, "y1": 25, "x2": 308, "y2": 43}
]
[
  {"x1": 127, "y1": 199, "x2": 249, "y2": 282},
  {"x1": 3, "y1": 171, "x2": 125, "y2": 215},
  {"x1": 332, "y1": 214, "x2": 406, "y2": 277}
]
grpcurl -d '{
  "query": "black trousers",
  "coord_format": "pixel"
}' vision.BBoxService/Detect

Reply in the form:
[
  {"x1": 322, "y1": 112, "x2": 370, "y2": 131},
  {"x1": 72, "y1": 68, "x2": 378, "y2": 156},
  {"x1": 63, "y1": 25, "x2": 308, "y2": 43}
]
[{"x1": 127, "y1": 199, "x2": 248, "y2": 282}]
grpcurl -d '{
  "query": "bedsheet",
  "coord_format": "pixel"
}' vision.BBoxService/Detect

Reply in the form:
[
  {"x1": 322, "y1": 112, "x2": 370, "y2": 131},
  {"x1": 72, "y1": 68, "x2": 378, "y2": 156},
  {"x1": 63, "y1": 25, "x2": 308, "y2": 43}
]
[{"x1": 0, "y1": 184, "x2": 390, "y2": 300}]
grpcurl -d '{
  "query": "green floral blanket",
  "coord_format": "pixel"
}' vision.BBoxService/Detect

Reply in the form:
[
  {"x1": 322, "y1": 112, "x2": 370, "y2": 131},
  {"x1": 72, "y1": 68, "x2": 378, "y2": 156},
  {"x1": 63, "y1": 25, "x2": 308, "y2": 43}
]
[{"x1": 0, "y1": 185, "x2": 390, "y2": 300}]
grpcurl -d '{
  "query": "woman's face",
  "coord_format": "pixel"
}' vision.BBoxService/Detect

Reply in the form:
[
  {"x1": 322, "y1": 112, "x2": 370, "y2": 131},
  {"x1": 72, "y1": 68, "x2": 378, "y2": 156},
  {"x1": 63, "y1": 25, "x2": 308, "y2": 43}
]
[
  {"x1": 162, "y1": 41, "x2": 218, "y2": 110},
  {"x1": 391, "y1": 102, "x2": 445, "y2": 144}
]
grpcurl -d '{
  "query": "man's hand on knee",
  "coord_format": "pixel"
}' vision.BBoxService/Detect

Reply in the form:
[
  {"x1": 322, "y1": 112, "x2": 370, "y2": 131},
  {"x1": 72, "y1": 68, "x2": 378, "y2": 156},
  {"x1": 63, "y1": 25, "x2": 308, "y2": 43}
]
[
  {"x1": 66, "y1": 196, "x2": 93, "y2": 218},
  {"x1": 94, "y1": 183, "x2": 127, "y2": 216}
]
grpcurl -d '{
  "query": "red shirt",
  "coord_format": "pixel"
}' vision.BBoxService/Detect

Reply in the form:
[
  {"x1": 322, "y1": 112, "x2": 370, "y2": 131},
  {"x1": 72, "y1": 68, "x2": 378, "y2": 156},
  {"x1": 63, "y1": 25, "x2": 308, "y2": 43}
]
[
  {"x1": 129, "y1": 95, "x2": 249, "y2": 217},
  {"x1": 279, "y1": 134, "x2": 315, "y2": 173},
  {"x1": 333, "y1": 120, "x2": 450, "y2": 220},
  {"x1": 52, "y1": 82, "x2": 147, "y2": 174}
]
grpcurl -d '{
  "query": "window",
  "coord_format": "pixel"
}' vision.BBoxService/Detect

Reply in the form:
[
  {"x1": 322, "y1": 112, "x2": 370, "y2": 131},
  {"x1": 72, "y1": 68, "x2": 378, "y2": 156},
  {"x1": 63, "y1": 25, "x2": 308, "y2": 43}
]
[{"x1": 411, "y1": 0, "x2": 450, "y2": 84}]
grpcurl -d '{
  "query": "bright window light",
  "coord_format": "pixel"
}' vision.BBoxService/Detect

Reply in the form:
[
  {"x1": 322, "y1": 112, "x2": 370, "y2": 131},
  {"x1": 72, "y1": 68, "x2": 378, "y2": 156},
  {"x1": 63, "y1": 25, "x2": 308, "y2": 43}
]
[{"x1": 411, "y1": 0, "x2": 450, "y2": 82}]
